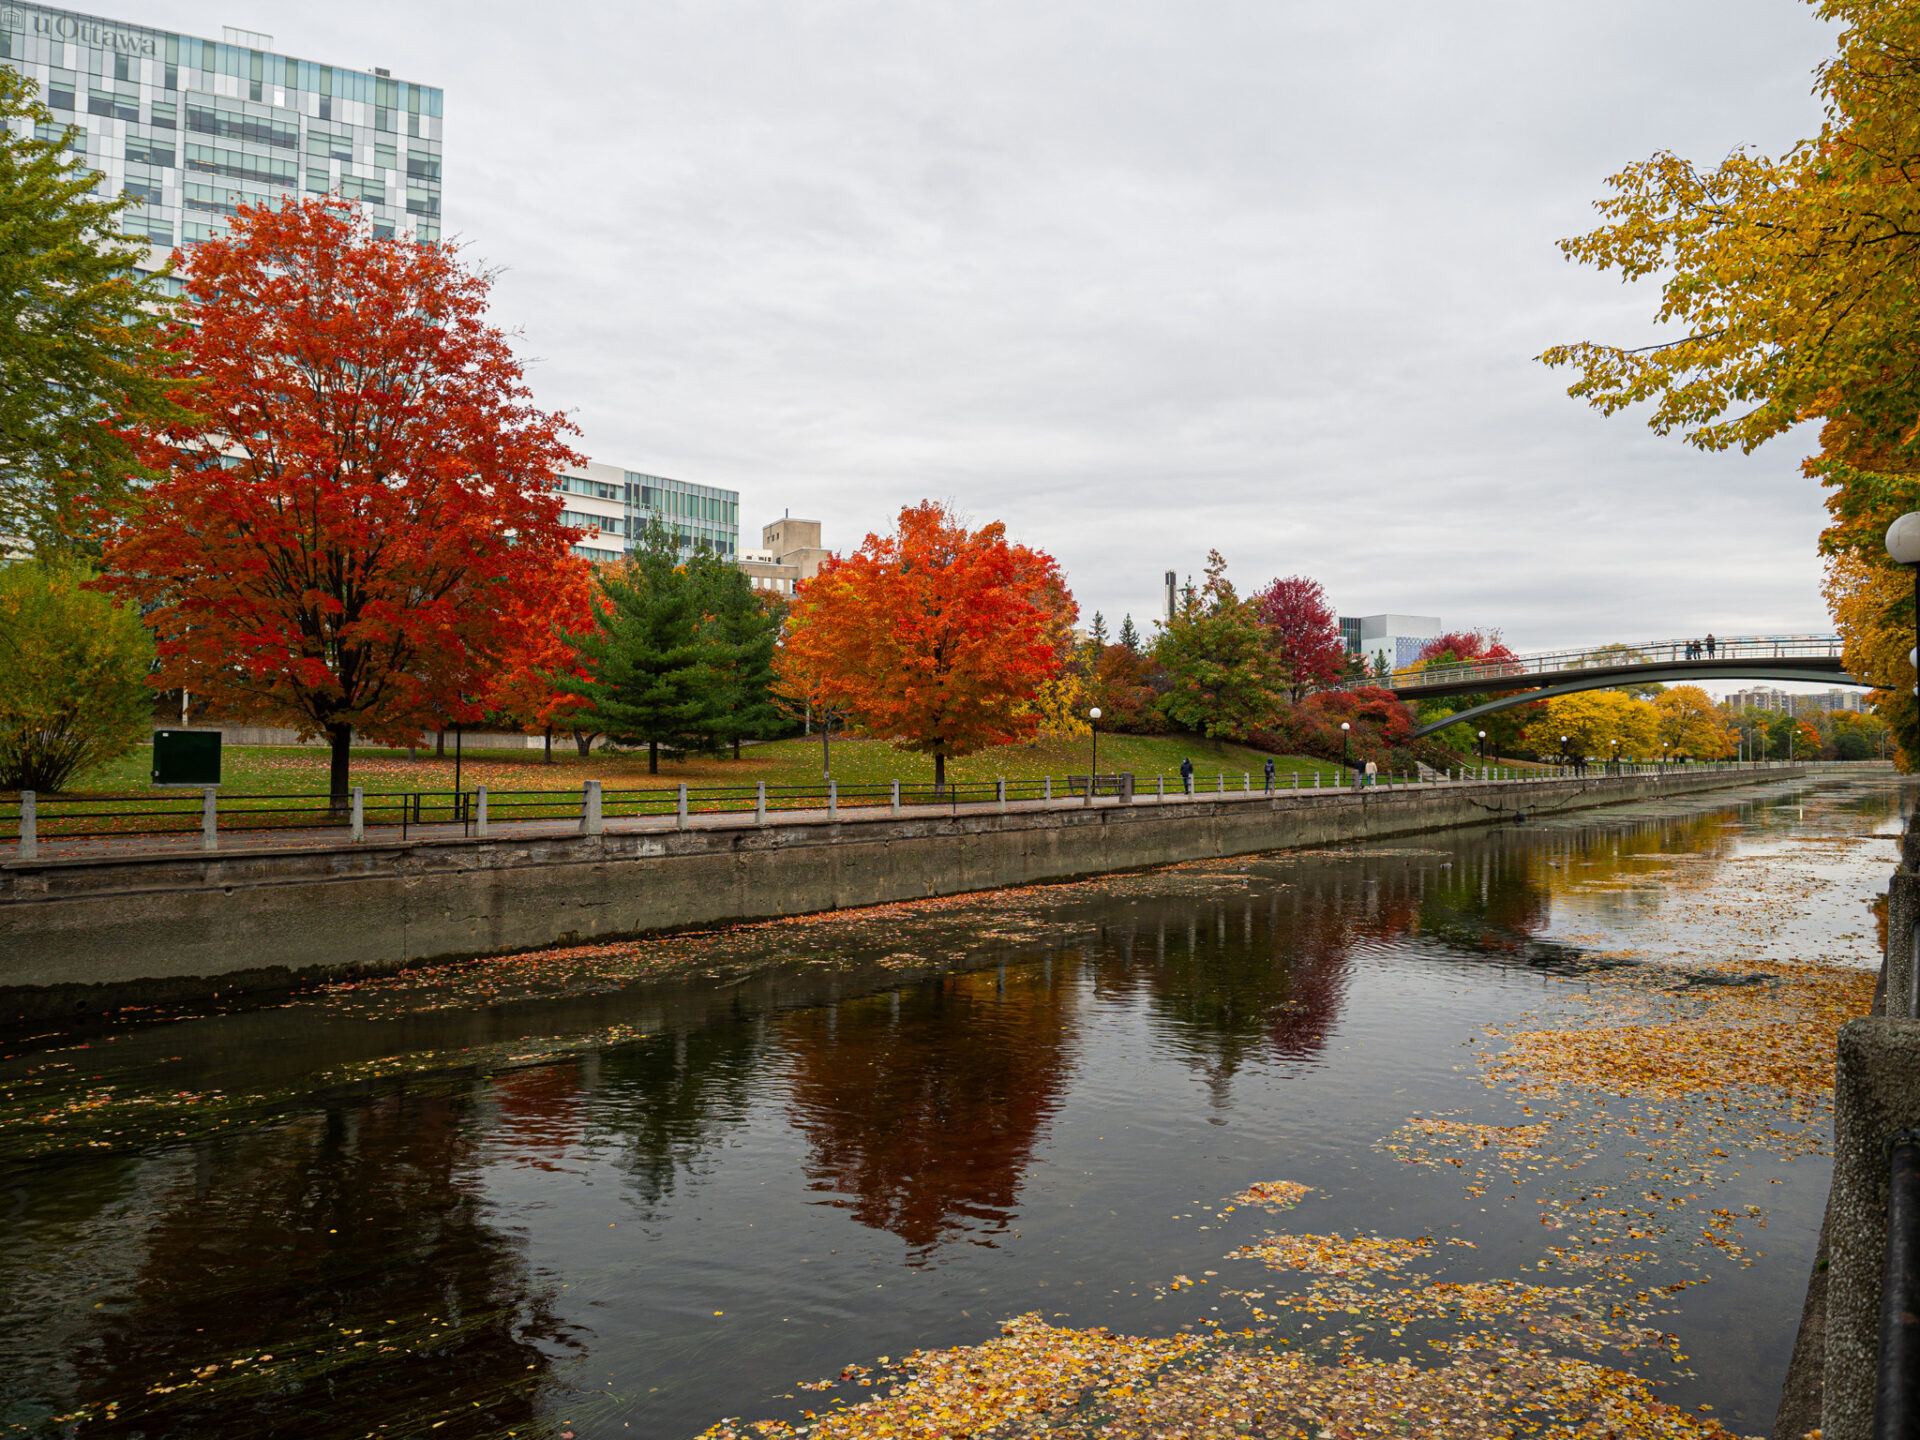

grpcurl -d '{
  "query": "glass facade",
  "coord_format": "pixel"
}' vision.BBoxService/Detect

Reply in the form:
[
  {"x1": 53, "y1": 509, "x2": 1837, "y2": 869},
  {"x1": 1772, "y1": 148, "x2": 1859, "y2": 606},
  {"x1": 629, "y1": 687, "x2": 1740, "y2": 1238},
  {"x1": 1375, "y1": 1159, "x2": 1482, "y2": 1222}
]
[
  {"x1": 0, "y1": 5, "x2": 443, "y2": 287},
  {"x1": 555, "y1": 467, "x2": 741, "y2": 564}
]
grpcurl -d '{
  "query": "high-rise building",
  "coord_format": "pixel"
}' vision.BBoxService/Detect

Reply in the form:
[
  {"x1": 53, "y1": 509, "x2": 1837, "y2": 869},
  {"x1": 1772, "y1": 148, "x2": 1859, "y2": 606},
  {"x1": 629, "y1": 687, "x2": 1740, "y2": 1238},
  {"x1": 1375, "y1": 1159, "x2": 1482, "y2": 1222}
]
[
  {"x1": 555, "y1": 459, "x2": 740, "y2": 565},
  {"x1": 0, "y1": 5, "x2": 443, "y2": 286}
]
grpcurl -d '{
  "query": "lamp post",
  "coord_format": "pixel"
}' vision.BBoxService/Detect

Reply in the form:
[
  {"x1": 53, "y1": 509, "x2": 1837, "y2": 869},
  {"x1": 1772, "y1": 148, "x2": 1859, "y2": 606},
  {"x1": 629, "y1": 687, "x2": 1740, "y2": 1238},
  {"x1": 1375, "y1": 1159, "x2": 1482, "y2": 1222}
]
[
  {"x1": 1609, "y1": 737, "x2": 1619, "y2": 773},
  {"x1": 1560, "y1": 734, "x2": 1569, "y2": 774},
  {"x1": 1089, "y1": 706, "x2": 1102, "y2": 786},
  {"x1": 1889, "y1": 513, "x2": 1920, "y2": 705},
  {"x1": 1477, "y1": 729, "x2": 1487, "y2": 765},
  {"x1": 1340, "y1": 721, "x2": 1351, "y2": 769}
]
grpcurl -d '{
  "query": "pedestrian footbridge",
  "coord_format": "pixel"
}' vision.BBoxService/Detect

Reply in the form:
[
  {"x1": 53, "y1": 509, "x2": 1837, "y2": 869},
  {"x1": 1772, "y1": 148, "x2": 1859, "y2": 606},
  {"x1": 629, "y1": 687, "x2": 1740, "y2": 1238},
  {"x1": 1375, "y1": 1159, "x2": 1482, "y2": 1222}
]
[{"x1": 1358, "y1": 635, "x2": 1866, "y2": 739}]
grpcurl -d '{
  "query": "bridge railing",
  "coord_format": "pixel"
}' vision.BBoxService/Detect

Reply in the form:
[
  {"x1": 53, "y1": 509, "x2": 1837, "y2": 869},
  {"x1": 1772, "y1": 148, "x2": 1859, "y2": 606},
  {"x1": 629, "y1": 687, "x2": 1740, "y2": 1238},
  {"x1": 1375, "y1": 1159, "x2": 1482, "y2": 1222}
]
[{"x1": 1347, "y1": 634, "x2": 1844, "y2": 694}]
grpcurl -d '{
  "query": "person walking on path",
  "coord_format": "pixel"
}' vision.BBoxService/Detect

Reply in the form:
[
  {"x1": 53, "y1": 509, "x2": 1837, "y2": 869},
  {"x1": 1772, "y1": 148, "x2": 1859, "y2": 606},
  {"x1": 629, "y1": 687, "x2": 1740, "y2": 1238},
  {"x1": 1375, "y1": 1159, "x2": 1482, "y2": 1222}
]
[
  {"x1": 1180, "y1": 757, "x2": 1194, "y2": 794},
  {"x1": 1364, "y1": 759, "x2": 1378, "y2": 788}
]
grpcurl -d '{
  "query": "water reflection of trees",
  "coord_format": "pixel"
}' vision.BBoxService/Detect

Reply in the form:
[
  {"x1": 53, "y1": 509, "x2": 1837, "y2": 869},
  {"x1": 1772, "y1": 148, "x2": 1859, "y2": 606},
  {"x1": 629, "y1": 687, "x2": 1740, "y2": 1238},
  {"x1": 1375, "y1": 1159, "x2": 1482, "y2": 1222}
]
[
  {"x1": 589, "y1": 1024, "x2": 764, "y2": 1212},
  {"x1": 779, "y1": 962, "x2": 1077, "y2": 1257},
  {"x1": 55, "y1": 1083, "x2": 577, "y2": 1438}
]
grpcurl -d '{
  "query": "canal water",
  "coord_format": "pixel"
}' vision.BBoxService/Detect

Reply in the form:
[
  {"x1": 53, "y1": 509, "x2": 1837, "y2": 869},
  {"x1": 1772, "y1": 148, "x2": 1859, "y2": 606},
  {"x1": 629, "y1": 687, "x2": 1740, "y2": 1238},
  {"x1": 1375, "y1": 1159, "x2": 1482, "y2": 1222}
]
[{"x1": 0, "y1": 772, "x2": 1904, "y2": 1439}]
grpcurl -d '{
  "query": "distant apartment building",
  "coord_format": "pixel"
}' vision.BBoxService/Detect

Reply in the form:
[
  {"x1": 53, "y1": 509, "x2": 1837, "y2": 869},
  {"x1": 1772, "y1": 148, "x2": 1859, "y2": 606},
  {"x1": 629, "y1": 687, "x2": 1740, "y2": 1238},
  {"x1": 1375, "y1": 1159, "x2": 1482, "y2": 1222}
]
[
  {"x1": 1724, "y1": 686, "x2": 1865, "y2": 716},
  {"x1": 738, "y1": 516, "x2": 832, "y2": 595},
  {"x1": 1339, "y1": 613, "x2": 1441, "y2": 671},
  {"x1": 554, "y1": 460, "x2": 740, "y2": 564}
]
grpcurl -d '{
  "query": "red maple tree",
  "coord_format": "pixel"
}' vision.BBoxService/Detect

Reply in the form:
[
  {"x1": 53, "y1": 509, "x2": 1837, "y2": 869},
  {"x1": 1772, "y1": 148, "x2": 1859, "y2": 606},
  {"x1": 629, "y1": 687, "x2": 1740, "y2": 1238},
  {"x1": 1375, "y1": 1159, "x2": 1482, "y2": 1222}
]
[
  {"x1": 1416, "y1": 630, "x2": 1515, "y2": 665},
  {"x1": 1252, "y1": 574, "x2": 1347, "y2": 700},
  {"x1": 777, "y1": 501, "x2": 1067, "y2": 787},
  {"x1": 103, "y1": 198, "x2": 584, "y2": 803}
]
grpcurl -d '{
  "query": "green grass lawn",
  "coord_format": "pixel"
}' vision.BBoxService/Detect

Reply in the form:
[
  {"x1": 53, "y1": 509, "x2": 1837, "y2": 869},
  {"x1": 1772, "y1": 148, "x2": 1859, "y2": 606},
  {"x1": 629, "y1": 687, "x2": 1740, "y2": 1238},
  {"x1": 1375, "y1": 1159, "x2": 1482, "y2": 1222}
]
[{"x1": 69, "y1": 731, "x2": 1349, "y2": 799}]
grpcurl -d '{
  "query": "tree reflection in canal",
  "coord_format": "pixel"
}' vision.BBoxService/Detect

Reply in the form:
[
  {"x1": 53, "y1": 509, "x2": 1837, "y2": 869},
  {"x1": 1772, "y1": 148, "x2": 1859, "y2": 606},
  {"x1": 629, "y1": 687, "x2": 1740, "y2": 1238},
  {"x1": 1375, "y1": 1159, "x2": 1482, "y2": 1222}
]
[
  {"x1": 779, "y1": 962, "x2": 1078, "y2": 1256},
  {"x1": 6, "y1": 1085, "x2": 581, "y2": 1439}
]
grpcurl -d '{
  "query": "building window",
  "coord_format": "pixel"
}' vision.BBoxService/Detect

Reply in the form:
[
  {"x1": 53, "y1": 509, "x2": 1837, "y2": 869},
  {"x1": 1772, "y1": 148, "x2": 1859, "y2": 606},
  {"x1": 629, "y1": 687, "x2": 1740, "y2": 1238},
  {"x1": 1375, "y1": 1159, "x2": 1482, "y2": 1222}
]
[{"x1": 127, "y1": 137, "x2": 176, "y2": 167}]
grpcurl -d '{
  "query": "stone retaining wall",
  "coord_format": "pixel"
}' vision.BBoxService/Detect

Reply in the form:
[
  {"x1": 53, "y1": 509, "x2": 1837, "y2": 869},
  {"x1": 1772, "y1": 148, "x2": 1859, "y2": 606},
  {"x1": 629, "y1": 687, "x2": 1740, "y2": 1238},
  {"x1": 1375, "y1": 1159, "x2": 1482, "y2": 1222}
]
[{"x1": 0, "y1": 767, "x2": 1797, "y2": 1020}]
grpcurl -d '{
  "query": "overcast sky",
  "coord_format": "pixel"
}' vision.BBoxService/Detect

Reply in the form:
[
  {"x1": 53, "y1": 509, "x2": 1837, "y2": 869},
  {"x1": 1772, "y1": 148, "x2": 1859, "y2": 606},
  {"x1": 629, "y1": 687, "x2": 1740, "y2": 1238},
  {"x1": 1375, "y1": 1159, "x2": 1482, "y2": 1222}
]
[{"x1": 146, "y1": 0, "x2": 1840, "y2": 659}]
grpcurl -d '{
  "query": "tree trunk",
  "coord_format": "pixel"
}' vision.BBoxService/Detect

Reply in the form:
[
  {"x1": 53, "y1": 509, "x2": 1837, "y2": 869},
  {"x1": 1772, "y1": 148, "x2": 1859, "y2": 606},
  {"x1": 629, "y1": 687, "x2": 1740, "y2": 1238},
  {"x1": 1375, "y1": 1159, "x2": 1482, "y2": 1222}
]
[
  {"x1": 543, "y1": 726, "x2": 553, "y2": 764},
  {"x1": 934, "y1": 750, "x2": 946, "y2": 792},
  {"x1": 649, "y1": 739, "x2": 659, "y2": 774},
  {"x1": 821, "y1": 720, "x2": 830, "y2": 778},
  {"x1": 574, "y1": 729, "x2": 593, "y2": 757},
  {"x1": 327, "y1": 723, "x2": 352, "y2": 816},
  {"x1": 732, "y1": 736, "x2": 741, "y2": 760},
  {"x1": 435, "y1": 729, "x2": 445, "y2": 757}
]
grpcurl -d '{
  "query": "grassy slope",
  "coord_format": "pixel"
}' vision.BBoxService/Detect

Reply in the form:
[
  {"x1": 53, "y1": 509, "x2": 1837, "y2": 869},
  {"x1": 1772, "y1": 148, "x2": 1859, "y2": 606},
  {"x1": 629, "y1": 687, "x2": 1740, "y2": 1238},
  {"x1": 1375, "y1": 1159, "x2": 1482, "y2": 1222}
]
[{"x1": 69, "y1": 731, "x2": 1361, "y2": 799}]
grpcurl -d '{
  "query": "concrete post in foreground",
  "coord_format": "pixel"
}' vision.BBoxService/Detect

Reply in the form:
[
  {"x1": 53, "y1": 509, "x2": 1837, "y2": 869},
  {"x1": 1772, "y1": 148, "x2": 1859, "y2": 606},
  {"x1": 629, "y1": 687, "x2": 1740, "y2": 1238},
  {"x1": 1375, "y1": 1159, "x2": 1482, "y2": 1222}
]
[
  {"x1": 581, "y1": 780, "x2": 602, "y2": 836},
  {"x1": 475, "y1": 786, "x2": 488, "y2": 838},
  {"x1": 350, "y1": 787, "x2": 364, "y2": 843},
  {"x1": 1243, "y1": 772, "x2": 1250, "y2": 793},
  {"x1": 828, "y1": 779, "x2": 837, "y2": 819},
  {"x1": 996, "y1": 777, "x2": 1006, "y2": 813},
  {"x1": 756, "y1": 781, "x2": 767, "y2": 825},
  {"x1": 677, "y1": 783, "x2": 688, "y2": 830},
  {"x1": 17, "y1": 791, "x2": 36, "y2": 861},
  {"x1": 201, "y1": 788, "x2": 217, "y2": 852},
  {"x1": 1156, "y1": 775, "x2": 1164, "y2": 801},
  {"x1": 1216, "y1": 773, "x2": 1224, "y2": 793},
  {"x1": 1825, "y1": 1019, "x2": 1920, "y2": 1439},
  {"x1": 890, "y1": 779, "x2": 900, "y2": 815},
  {"x1": 1043, "y1": 777, "x2": 1051, "y2": 802},
  {"x1": 1888, "y1": 837, "x2": 1920, "y2": 1019}
]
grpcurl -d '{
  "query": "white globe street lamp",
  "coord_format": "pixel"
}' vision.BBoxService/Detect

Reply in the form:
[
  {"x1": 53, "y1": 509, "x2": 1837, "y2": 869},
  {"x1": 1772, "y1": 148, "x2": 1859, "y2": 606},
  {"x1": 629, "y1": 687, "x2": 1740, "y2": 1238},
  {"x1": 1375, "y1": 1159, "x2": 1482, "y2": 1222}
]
[
  {"x1": 1887, "y1": 513, "x2": 1920, "y2": 696},
  {"x1": 1340, "y1": 720, "x2": 1351, "y2": 770},
  {"x1": 1088, "y1": 706, "x2": 1102, "y2": 785}
]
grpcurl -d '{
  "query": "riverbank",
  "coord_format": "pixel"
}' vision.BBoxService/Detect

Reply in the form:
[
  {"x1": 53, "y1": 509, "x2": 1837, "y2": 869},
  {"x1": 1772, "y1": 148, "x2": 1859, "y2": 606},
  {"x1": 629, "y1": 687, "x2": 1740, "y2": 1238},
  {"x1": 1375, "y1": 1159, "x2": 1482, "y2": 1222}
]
[{"x1": 1, "y1": 767, "x2": 1804, "y2": 1021}]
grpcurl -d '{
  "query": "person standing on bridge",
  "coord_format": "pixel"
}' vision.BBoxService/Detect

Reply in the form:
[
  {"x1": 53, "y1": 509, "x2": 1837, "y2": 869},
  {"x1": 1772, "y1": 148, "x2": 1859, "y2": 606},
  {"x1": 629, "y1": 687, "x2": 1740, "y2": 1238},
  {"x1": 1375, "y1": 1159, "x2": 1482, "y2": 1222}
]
[
  {"x1": 1706, "y1": 633, "x2": 1716, "y2": 657},
  {"x1": 1264, "y1": 757, "x2": 1275, "y2": 792},
  {"x1": 1180, "y1": 756, "x2": 1194, "y2": 794}
]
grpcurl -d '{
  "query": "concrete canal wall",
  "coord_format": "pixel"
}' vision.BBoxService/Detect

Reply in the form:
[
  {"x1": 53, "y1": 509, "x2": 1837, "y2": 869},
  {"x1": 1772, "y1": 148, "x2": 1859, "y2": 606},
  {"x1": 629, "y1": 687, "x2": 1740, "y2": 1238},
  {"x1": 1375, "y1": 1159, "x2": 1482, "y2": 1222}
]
[{"x1": 0, "y1": 766, "x2": 1796, "y2": 1019}]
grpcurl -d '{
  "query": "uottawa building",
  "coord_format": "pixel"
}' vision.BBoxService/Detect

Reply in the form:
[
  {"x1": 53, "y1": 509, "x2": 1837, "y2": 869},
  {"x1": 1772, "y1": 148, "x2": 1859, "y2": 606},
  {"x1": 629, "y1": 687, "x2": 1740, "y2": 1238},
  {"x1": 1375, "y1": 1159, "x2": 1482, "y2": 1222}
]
[
  {"x1": 0, "y1": 6, "x2": 441, "y2": 275},
  {"x1": 3, "y1": 6, "x2": 807, "y2": 588}
]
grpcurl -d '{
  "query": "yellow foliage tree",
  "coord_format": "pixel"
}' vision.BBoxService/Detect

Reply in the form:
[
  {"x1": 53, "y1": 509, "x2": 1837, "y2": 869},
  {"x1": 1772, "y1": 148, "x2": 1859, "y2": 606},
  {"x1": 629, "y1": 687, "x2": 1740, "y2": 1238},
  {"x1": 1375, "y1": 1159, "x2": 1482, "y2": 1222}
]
[
  {"x1": 1540, "y1": 0, "x2": 1916, "y2": 758},
  {"x1": 1825, "y1": 551, "x2": 1917, "y2": 766},
  {"x1": 1522, "y1": 690, "x2": 1660, "y2": 762},
  {"x1": 1653, "y1": 685, "x2": 1736, "y2": 760},
  {"x1": 1022, "y1": 670, "x2": 1091, "y2": 740}
]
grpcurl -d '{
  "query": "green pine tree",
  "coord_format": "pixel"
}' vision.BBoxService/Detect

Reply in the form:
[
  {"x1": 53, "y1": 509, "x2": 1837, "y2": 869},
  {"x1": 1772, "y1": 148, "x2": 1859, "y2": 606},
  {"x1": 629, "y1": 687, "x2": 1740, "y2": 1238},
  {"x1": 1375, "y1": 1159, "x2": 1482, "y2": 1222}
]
[
  {"x1": 1117, "y1": 613, "x2": 1140, "y2": 653},
  {"x1": 0, "y1": 67, "x2": 181, "y2": 557},
  {"x1": 558, "y1": 521, "x2": 728, "y2": 773},
  {"x1": 689, "y1": 549, "x2": 788, "y2": 759}
]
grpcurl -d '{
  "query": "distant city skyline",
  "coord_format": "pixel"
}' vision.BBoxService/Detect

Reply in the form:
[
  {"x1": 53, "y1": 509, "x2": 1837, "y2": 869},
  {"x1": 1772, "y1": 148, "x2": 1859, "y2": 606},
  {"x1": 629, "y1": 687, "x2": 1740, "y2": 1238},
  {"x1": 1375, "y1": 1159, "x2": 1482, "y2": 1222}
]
[{"x1": 114, "y1": 0, "x2": 1839, "y2": 649}]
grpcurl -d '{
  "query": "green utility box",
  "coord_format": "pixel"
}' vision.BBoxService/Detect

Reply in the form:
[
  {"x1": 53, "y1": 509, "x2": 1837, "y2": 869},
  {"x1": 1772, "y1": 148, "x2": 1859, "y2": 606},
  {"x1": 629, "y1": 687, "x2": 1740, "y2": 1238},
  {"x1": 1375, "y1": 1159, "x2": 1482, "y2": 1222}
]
[{"x1": 152, "y1": 729, "x2": 221, "y2": 787}]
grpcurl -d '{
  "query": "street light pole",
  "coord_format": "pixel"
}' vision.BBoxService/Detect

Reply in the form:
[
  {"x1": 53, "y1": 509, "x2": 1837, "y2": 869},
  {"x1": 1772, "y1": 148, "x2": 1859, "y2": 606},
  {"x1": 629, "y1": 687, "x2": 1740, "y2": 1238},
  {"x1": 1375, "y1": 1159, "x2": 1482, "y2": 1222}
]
[
  {"x1": 1340, "y1": 721, "x2": 1351, "y2": 771},
  {"x1": 1891, "y1": 515, "x2": 1920, "y2": 761},
  {"x1": 1089, "y1": 706, "x2": 1101, "y2": 786}
]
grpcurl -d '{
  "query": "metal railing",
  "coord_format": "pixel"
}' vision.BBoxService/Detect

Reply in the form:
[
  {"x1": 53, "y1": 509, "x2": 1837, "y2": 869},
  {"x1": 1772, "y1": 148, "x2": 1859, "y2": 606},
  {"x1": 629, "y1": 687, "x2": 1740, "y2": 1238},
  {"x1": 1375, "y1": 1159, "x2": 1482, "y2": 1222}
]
[
  {"x1": 0, "y1": 760, "x2": 1797, "y2": 862},
  {"x1": 1343, "y1": 633, "x2": 1845, "y2": 694}
]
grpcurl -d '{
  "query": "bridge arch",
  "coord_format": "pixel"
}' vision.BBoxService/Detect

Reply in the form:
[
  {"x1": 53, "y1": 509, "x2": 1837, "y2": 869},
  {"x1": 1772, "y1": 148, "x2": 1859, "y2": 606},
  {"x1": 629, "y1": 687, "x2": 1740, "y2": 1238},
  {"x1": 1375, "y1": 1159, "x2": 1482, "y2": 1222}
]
[{"x1": 1364, "y1": 635, "x2": 1867, "y2": 741}]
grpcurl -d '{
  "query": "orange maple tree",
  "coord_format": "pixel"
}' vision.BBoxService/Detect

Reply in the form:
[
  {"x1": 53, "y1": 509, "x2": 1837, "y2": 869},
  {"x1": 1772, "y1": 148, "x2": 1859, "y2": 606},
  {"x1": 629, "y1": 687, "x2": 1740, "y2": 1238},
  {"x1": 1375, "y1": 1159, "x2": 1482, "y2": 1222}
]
[
  {"x1": 483, "y1": 553, "x2": 599, "y2": 760},
  {"x1": 102, "y1": 198, "x2": 584, "y2": 803},
  {"x1": 778, "y1": 501, "x2": 1068, "y2": 787}
]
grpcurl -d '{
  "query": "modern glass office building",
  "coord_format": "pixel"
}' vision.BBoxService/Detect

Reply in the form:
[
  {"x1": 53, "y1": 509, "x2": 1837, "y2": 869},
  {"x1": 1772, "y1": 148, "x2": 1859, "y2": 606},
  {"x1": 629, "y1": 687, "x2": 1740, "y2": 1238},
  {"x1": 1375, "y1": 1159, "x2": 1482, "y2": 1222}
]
[
  {"x1": 0, "y1": 5, "x2": 442, "y2": 282},
  {"x1": 555, "y1": 461, "x2": 741, "y2": 566}
]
